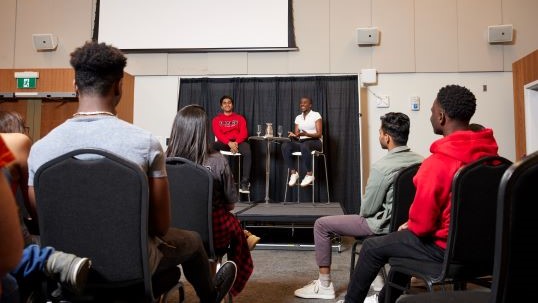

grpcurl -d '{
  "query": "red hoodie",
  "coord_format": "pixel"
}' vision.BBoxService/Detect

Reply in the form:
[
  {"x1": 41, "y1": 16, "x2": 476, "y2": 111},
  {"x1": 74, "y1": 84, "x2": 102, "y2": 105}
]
[
  {"x1": 212, "y1": 112, "x2": 248, "y2": 144},
  {"x1": 407, "y1": 129, "x2": 498, "y2": 249}
]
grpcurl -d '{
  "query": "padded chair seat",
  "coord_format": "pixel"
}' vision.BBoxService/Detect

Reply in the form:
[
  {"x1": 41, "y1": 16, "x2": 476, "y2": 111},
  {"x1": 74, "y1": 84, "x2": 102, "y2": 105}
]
[{"x1": 220, "y1": 150, "x2": 242, "y2": 156}]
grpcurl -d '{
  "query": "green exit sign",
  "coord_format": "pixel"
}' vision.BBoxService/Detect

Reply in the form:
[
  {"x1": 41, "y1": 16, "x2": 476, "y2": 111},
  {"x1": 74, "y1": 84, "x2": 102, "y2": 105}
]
[{"x1": 16, "y1": 77, "x2": 37, "y2": 89}]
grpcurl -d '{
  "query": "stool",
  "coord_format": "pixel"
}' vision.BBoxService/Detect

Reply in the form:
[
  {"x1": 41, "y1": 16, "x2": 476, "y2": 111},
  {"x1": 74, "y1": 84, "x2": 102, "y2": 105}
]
[
  {"x1": 220, "y1": 151, "x2": 251, "y2": 202},
  {"x1": 284, "y1": 149, "x2": 330, "y2": 204}
]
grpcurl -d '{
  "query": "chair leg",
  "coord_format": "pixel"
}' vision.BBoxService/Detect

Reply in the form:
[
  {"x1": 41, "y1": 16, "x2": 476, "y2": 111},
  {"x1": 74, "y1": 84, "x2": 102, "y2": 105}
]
[
  {"x1": 284, "y1": 168, "x2": 290, "y2": 203},
  {"x1": 323, "y1": 154, "x2": 330, "y2": 203},
  {"x1": 296, "y1": 156, "x2": 300, "y2": 203},
  {"x1": 312, "y1": 154, "x2": 316, "y2": 205},
  {"x1": 350, "y1": 240, "x2": 360, "y2": 279}
]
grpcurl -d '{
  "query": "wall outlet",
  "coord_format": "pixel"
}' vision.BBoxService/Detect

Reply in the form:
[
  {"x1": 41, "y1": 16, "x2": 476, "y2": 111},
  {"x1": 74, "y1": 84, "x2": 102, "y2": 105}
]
[
  {"x1": 377, "y1": 95, "x2": 390, "y2": 108},
  {"x1": 410, "y1": 96, "x2": 420, "y2": 111}
]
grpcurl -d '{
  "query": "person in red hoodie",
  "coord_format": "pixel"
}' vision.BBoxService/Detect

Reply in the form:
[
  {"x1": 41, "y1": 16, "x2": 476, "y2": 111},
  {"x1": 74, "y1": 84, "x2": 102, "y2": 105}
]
[
  {"x1": 212, "y1": 95, "x2": 252, "y2": 194},
  {"x1": 338, "y1": 85, "x2": 499, "y2": 303}
]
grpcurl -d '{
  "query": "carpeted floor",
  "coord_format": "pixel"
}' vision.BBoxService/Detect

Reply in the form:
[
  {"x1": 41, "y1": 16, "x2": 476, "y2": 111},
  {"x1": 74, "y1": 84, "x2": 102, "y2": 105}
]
[{"x1": 168, "y1": 236, "x2": 368, "y2": 302}]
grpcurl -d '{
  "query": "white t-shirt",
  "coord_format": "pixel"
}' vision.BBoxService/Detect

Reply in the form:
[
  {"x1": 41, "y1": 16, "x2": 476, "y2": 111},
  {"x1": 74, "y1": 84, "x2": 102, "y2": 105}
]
[{"x1": 295, "y1": 110, "x2": 322, "y2": 139}]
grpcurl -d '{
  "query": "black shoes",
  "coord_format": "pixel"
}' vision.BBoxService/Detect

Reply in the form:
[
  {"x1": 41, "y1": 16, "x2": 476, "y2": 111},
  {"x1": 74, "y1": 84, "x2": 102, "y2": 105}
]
[{"x1": 213, "y1": 261, "x2": 237, "y2": 303}]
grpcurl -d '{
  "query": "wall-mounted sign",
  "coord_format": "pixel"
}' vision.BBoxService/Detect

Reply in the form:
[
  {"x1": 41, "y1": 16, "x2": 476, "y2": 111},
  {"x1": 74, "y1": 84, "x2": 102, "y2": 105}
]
[{"x1": 14, "y1": 71, "x2": 39, "y2": 89}]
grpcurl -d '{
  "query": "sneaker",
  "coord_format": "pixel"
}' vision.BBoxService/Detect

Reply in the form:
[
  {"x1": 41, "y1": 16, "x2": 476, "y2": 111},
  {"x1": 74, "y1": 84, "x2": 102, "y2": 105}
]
[
  {"x1": 213, "y1": 261, "x2": 237, "y2": 303},
  {"x1": 244, "y1": 230, "x2": 261, "y2": 251},
  {"x1": 336, "y1": 301, "x2": 345, "y2": 303},
  {"x1": 288, "y1": 172, "x2": 300, "y2": 186},
  {"x1": 45, "y1": 251, "x2": 92, "y2": 293},
  {"x1": 294, "y1": 279, "x2": 335, "y2": 299},
  {"x1": 239, "y1": 181, "x2": 250, "y2": 194},
  {"x1": 370, "y1": 274, "x2": 384, "y2": 292},
  {"x1": 300, "y1": 175, "x2": 315, "y2": 187},
  {"x1": 364, "y1": 293, "x2": 379, "y2": 303}
]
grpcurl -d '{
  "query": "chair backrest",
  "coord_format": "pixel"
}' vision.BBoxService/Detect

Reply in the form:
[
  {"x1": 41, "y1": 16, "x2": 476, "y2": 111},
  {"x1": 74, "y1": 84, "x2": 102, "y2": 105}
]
[
  {"x1": 166, "y1": 157, "x2": 215, "y2": 259},
  {"x1": 441, "y1": 156, "x2": 512, "y2": 280},
  {"x1": 34, "y1": 149, "x2": 154, "y2": 299},
  {"x1": 389, "y1": 163, "x2": 420, "y2": 232},
  {"x1": 491, "y1": 151, "x2": 538, "y2": 303}
]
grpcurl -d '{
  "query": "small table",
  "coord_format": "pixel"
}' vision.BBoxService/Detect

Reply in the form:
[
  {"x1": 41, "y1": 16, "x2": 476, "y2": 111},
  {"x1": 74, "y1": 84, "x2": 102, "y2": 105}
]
[{"x1": 248, "y1": 136, "x2": 290, "y2": 203}]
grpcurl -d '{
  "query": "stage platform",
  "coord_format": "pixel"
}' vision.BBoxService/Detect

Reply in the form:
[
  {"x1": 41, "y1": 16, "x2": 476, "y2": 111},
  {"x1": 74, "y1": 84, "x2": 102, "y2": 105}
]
[{"x1": 234, "y1": 202, "x2": 344, "y2": 251}]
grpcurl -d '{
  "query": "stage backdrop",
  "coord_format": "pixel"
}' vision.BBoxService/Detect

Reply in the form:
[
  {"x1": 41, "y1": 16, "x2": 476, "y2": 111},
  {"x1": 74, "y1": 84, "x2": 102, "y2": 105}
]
[{"x1": 177, "y1": 75, "x2": 360, "y2": 214}]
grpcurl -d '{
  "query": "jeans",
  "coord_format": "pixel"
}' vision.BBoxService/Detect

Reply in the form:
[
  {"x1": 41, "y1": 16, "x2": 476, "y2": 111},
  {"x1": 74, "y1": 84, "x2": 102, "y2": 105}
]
[
  {"x1": 345, "y1": 230, "x2": 444, "y2": 303},
  {"x1": 281, "y1": 139, "x2": 322, "y2": 173}
]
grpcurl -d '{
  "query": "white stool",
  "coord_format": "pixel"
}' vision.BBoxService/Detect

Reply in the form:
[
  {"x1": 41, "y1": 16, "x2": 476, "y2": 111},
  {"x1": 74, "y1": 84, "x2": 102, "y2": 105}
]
[
  {"x1": 219, "y1": 150, "x2": 251, "y2": 202},
  {"x1": 284, "y1": 149, "x2": 330, "y2": 204}
]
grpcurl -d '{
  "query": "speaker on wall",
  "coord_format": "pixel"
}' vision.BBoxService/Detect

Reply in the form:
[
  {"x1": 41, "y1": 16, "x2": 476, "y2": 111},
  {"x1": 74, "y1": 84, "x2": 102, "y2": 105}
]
[
  {"x1": 32, "y1": 34, "x2": 58, "y2": 51},
  {"x1": 356, "y1": 27, "x2": 379, "y2": 45},
  {"x1": 488, "y1": 25, "x2": 513, "y2": 43}
]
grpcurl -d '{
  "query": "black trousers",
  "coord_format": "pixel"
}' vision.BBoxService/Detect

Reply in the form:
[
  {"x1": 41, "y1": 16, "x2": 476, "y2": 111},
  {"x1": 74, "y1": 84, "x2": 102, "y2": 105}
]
[
  {"x1": 212, "y1": 141, "x2": 251, "y2": 182},
  {"x1": 281, "y1": 139, "x2": 322, "y2": 173}
]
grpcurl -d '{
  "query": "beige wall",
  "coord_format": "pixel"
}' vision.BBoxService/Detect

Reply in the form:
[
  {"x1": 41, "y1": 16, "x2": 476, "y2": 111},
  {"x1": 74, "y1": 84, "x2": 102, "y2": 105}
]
[{"x1": 1, "y1": 0, "x2": 535, "y2": 187}]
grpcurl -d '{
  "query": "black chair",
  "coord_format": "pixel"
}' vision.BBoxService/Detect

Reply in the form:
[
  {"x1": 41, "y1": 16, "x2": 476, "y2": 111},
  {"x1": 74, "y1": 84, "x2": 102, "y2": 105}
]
[
  {"x1": 350, "y1": 163, "x2": 421, "y2": 278},
  {"x1": 34, "y1": 149, "x2": 181, "y2": 303},
  {"x1": 396, "y1": 151, "x2": 538, "y2": 303},
  {"x1": 166, "y1": 157, "x2": 216, "y2": 260},
  {"x1": 385, "y1": 156, "x2": 512, "y2": 303}
]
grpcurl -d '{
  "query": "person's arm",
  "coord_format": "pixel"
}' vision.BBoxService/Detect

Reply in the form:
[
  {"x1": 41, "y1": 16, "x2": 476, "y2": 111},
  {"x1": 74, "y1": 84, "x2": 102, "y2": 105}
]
[
  {"x1": 10, "y1": 135, "x2": 34, "y2": 220},
  {"x1": 0, "y1": 174, "x2": 23, "y2": 278},
  {"x1": 212, "y1": 116, "x2": 228, "y2": 144},
  {"x1": 359, "y1": 166, "x2": 390, "y2": 217},
  {"x1": 288, "y1": 123, "x2": 300, "y2": 138},
  {"x1": 300, "y1": 118, "x2": 322, "y2": 139},
  {"x1": 236, "y1": 115, "x2": 248, "y2": 144},
  {"x1": 407, "y1": 157, "x2": 449, "y2": 236},
  {"x1": 148, "y1": 177, "x2": 171, "y2": 237}
]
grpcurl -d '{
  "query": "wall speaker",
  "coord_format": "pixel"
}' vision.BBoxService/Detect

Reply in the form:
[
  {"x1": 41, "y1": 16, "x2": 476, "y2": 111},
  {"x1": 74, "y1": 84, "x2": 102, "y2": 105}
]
[
  {"x1": 32, "y1": 34, "x2": 58, "y2": 51},
  {"x1": 488, "y1": 25, "x2": 513, "y2": 43},
  {"x1": 356, "y1": 27, "x2": 379, "y2": 45}
]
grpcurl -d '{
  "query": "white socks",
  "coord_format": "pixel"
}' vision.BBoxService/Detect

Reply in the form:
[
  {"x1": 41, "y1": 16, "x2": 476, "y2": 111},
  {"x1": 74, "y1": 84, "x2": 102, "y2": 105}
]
[{"x1": 319, "y1": 273, "x2": 331, "y2": 287}]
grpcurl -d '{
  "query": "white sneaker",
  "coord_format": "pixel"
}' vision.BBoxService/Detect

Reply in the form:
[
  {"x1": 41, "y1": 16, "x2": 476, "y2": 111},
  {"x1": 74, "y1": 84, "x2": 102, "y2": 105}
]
[
  {"x1": 370, "y1": 274, "x2": 384, "y2": 292},
  {"x1": 364, "y1": 293, "x2": 379, "y2": 303},
  {"x1": 336, "y1": 301, "x2": 345, "y2": 303},
  {"x1": 300, "y1": 175, "x2": 315, "y2": 187},
  {"x1": 294, "y1": 279, "x2": 335, "y2": 299},
  {"x1": 288, "y1": 172, "x2": 300, "y2": 186}
]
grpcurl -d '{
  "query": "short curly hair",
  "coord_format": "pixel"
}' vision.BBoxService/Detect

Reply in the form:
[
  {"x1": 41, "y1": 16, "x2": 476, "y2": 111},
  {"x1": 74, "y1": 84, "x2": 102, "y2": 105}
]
[
  {"x1": 380, "y1": 112, "x2": 410, "y2": 146},
  {"x1": 436, "y1": 85, "x2": 476, "y2": 122},
  {"x1": 70, "y1": 41, "x2": 127, "y2": 96}
]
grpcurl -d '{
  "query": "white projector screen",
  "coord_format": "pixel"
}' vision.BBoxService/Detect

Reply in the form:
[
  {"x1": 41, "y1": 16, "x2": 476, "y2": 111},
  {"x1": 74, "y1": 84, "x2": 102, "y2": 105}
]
[{"x1": 97, "y1": 0, "x2": 294, "y2": 52}]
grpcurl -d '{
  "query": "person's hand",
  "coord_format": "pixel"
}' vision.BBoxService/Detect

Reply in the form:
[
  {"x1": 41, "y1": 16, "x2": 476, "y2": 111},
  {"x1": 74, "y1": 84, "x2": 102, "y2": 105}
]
[
  {"x1": 228, "y1": 142, "x2": 239, "y2": 153},
  {"x1": 398, "y1": 221, "x2": 408, "y2": 231},
  {"x1": 288, "y1": 131, "x2": 297, "y2": 138}
]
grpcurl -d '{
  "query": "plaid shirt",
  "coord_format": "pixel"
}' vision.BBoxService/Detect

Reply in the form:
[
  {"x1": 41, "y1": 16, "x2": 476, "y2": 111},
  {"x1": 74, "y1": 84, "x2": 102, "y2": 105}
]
[{"x1": 212, "y1": 206, "x2": 253, "y2": 296}]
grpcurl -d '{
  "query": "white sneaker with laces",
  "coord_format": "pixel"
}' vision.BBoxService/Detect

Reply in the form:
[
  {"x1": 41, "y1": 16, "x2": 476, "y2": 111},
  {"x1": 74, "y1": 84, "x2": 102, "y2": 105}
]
[
  {"x1": 288, "y1": 172, "x2": 300, "y2": 186},
  {"x1": 370, "y1": 274, "x2": 384, "y2": 292},
  {"x1": 364, "y1": 293, "x2": 379, "y2": 303},
  {"x1": 300, "y1": 175, "x2": 315, "y2": 187},
  {"x1": 294, "y1": 279, "x2": 335, "y2": 299}
]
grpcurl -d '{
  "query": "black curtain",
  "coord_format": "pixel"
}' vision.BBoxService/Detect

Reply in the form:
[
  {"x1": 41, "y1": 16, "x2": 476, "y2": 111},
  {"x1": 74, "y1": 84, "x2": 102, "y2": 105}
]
[{"x1": 177, "y1": 75, "x2": 360, "y2": 214}]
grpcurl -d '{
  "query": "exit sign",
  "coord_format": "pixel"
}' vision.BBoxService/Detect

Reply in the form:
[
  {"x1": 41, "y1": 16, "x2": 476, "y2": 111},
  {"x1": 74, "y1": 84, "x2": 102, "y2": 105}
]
[{"x1": 16, "y1": 77, "x2": 37, "y2": 89}]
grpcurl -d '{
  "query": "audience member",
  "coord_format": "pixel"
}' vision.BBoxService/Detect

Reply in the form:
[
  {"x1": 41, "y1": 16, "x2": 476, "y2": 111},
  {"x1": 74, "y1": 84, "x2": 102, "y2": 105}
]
[
  {"x1": 167, "y1": 104, "x2": 257, "y2": 296},
  {"x1": 26, "y1": 41, "x2": 236, "y2": 303},
  {"x1": 0, "y1": 136, "x2": 23, "y2": 302},
  {"x1": 0, "y1": 111, "x2": 35, "y2": 244},
  {"x1": 337, "y1": 85, "x2": 499, "y2": 303},
  {"x1": 282, "y1": 97, "x2": 323, "y2": 187},
  {"x1": 294, "y1": 112, "x2": 423, "y2": 300},
  {"x1": 211, "y1": 95, "x2": 252, "y2": 194}
]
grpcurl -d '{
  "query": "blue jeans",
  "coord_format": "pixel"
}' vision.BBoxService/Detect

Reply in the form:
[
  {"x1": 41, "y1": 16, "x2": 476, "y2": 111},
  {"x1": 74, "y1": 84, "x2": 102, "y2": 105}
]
[{"x1": 11, "y1": 245, "x2": 54, "y2": 280}]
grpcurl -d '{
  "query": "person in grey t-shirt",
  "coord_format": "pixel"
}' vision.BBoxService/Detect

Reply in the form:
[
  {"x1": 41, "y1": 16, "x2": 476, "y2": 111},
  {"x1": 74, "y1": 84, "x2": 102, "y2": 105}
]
[
  {"x1": 294, "y1": 113, "x2": 423, "y2": 300},
  {"x1": 27, "y1": 42, "x2": 236, "y2": 303}
]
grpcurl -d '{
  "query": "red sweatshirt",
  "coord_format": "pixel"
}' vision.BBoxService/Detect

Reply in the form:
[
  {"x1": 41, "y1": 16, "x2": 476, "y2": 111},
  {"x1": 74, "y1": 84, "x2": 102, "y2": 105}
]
[
  {"x1": 407, "y1": 129, "x2": 498, "y2": 249},
  {"x1": 212, "y1": 112, "x2": 248, "y2": 144}
]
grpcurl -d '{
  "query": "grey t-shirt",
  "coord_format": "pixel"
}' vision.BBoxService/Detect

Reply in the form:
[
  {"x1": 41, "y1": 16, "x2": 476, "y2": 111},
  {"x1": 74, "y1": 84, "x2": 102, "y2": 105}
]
[
  {"x1": 28, "y1": 115, "x2": 166, "y2": 185},
  {"x1": 27, "y1": 115, "x2": 166, "y2": 272}
]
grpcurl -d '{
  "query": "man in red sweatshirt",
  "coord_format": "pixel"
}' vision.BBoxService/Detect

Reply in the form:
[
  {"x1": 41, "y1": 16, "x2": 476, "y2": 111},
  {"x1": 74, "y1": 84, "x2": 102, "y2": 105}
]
[
  {"x1": 339, "y1": 85, "x2": 499, "y2": 303},
  {"x1": 212, "y1": 95, "x2": 252, "y2": 194}
]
